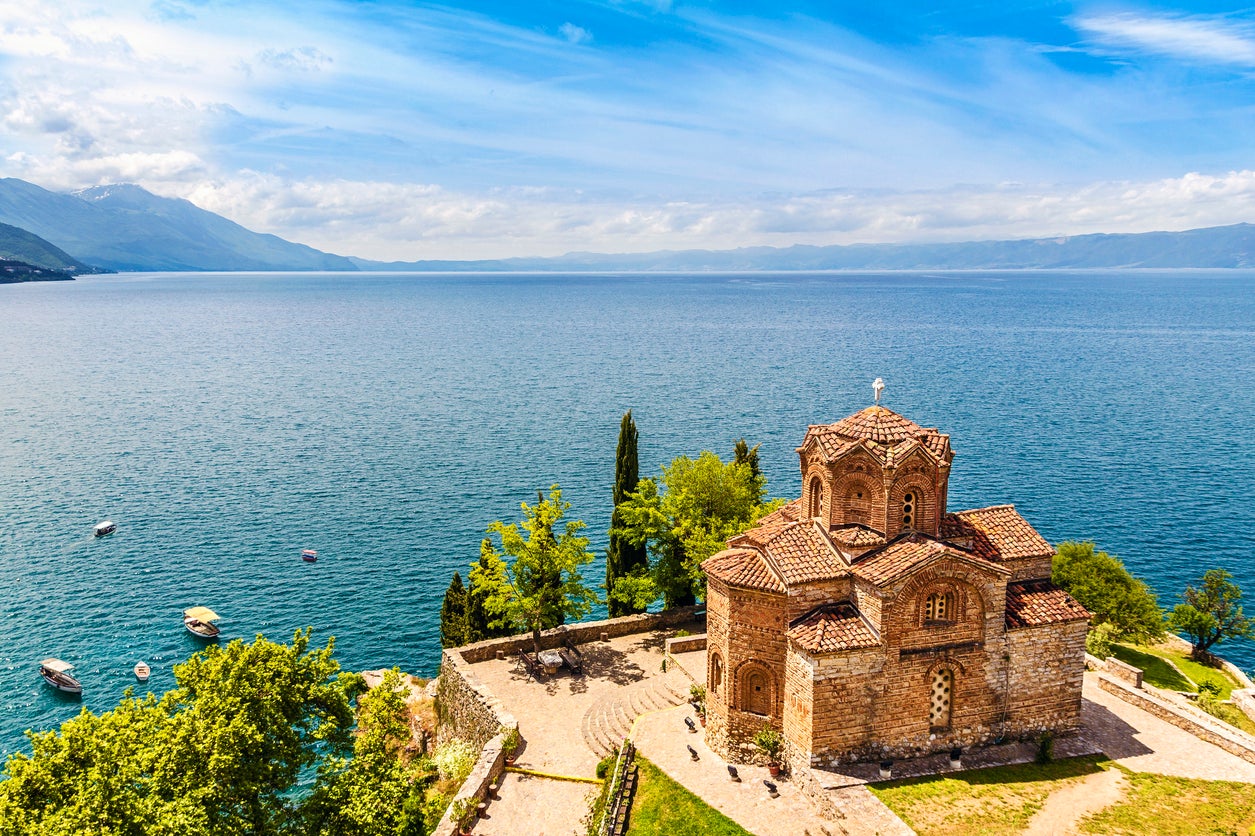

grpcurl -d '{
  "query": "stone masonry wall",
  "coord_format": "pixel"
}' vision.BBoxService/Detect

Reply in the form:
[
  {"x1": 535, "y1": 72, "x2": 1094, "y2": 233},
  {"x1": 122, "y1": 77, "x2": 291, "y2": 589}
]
[{"x1": 1002, "y1": 620, "x2": 1087, "y2": 738}]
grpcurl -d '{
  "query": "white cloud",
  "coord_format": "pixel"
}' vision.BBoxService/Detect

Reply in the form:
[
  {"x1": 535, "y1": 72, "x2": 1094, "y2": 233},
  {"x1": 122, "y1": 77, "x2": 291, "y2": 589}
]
[
  {"x1": 152, "y1": 169, "x2": 1255, "y2": 261},
  {"x1": 1074, "y1": 12, "x2": 1255, "y2": 66},
  {"x1": 558, "y1": 22, "x2": 592, "y2": 45}
]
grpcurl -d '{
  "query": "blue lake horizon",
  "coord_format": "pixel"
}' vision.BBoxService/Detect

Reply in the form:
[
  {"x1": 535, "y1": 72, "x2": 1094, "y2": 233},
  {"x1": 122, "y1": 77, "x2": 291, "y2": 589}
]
[{"x1": 1, "y1": 269, "x2": 1252, "y2": 756}]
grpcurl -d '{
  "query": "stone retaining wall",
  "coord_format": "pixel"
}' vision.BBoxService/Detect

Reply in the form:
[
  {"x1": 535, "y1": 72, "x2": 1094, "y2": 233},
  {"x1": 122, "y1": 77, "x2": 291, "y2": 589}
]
[
  {"x1": 1233, "y1": 689, "x2": 1255, "y2": 725},
  {"x1": 1097, "y1": 673, "x2": 1255, "y2": 766},
  {"x1": 665, "y1": 633, "x2": 708, "y2": 655},
  {"x1": 430, "y1": 733, "x2": 507, "y2": 836},
  {"x1": 1103, "y1": 656, "x2": 1143, "y2": 689},
  {"x1": 454, "y1": 605, "x2": 705, "y2": 664}
]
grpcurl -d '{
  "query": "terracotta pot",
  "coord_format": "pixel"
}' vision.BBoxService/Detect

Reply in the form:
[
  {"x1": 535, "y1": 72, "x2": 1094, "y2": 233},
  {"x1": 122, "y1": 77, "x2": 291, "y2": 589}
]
[{"x1": 768, "y1": 763, "x2": 780, "y2": 777}]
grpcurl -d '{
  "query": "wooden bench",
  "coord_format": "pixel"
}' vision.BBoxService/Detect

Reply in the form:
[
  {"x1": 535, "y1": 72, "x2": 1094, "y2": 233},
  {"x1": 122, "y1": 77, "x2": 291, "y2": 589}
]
[{"x1": 518, "y1": 652, "x2": 546, "y2": 681}]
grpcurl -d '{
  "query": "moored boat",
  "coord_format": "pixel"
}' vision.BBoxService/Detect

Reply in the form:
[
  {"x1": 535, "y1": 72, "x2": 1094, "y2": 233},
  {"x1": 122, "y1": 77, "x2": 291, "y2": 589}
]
[
  {"x1": 183, "y1": 606, "x2": 221, "y2": 639},
  {"x1": 39, "y1": 658, "x2": 83, "y2": 695},
  {"x1": 94, "y1": 520, "x2": 116, "y2": 537},
  {"x1": 134, "y1": 661, "x2": 150, "y2": 681},
  {"x1": 301, "y1": 549, "x2": 318, "y2": 563}
]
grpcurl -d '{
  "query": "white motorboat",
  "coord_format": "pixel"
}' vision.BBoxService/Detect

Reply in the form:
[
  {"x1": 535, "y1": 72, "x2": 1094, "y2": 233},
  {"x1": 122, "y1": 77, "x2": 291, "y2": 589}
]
[
  {"x1": 39, "y1": 658, "x2": 83, "y2": 695},
  {"x1": 183, "y1": 606, "x2": 221, "y2": 639},
  {"x1": 134, "y1": 661, "x2": 151, "y2": 681},
  {"x1": 94, "y1": 520, "x2": 116, "y2": 537}
]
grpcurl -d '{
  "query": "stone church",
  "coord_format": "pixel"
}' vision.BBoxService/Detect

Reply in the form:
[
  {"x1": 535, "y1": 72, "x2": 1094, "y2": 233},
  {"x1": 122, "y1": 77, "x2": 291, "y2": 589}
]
[{"x1": 701, "y1": 392, "x2": 1090, "y2": 768}]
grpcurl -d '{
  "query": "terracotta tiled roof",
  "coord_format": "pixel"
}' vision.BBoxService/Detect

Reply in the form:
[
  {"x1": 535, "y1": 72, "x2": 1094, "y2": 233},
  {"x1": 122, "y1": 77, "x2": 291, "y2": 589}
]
[
  {"x1": 788, "y1": 603, "x2": 880, "y2": 653},
  {"x1": 1005, "y1": 580, "x2": 1090, "y2": 628},
  {"x1": 755, "y1": 498, "x2": 803, "y2": 528},
  {"x1": 801, "y1": 405, "x2": 951, "y2": 469},
  {"x1": 830, "y1": 525, "x2": 886, "y2": 548},
  {"x1": 942, "y1": 505, "x2": 1054, "y2": 563},
  {"x1": 702, "y1": 548, "x2": 786, "y2": 593},
  {"x1": 761, "y1": 522, "x2": 847, "y2": 585},
  {"x1": 851, "y1": 533, "x2": 1007, "y2": 586}
]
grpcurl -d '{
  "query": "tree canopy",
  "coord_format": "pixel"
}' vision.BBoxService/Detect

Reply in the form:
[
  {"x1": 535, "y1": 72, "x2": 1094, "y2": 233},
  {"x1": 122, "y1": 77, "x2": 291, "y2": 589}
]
[
  {"x1": 0, "y1": 631, "x2": 370, "y2": 836},
  {"x1": 471, "y1": 485, "x2": 598, "y2": 652},
  {"x1": 606, "y1": 410, "x2": 649, "y2": 617},
  {"x1": 1051, "y1": 541, "x2": 1165, "y2": 644},
  {"x1": 439, "y1": 571, "x2": 467, "y2": 649},
  {"x1": 612, "y1": 447, "x2": 781, "y2": 609},
  {"x1": 1168, "y1": 568, "x2": 1254, "y2": 661}
]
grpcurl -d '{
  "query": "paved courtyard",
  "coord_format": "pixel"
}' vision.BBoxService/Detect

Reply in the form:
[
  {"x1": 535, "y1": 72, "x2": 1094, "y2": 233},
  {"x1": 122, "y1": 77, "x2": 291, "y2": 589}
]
[{"x1": 466, "y1": 640, "x2": 1255, "y2": 836}]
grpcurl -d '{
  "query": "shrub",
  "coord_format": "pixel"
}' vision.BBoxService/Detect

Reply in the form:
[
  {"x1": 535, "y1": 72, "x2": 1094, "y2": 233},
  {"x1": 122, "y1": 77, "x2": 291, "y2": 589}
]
[
  {"x1": 1086, "y1": 622, "x2": 1118, "y2": 659},
  {"x1": 432, "y1": 739, "x2": 478, "y2": 784},
  {"x1": 595, "y1": 750, "x2": 618, "y2": 779},
  {"x1": 499, "y1": 724, "x2": 521, "y2": 754},
  {"x1": 753, "y1": 725, "x2": 783, "y2": 764},
  {"x1": 1036, "y1": 731, "x2": 1055, "y2": 764}
]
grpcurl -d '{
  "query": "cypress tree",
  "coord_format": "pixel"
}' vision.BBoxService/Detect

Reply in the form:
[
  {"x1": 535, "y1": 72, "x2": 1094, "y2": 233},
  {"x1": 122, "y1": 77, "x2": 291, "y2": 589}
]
[
  {"x1": 439, "y1": 572, "x2": 467, "y2": 648},
  {"x1": 607, "y1": 410, "x2": 649, "y2": 616},
  {"x1": 734, "y1": 438, "x2": 765, "y2": 505}
]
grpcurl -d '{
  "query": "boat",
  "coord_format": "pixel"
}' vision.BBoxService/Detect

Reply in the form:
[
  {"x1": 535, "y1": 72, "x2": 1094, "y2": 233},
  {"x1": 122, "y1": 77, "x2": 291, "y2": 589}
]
[
  {"x1": 134, "y1": 661, "x2": 150, "y2": 681},
  {"x1": 39, "y1": 658, "x2": 83, "y2": 695},
  {"x1": 301, "y1": 549, "x2": 318, "y2": 563},
  {"x1": 183, "y1": 606, "x2": 221, "y2": 639},
  {"x1": 94, "y1": 520, "x2": 116, "y2": 537}
]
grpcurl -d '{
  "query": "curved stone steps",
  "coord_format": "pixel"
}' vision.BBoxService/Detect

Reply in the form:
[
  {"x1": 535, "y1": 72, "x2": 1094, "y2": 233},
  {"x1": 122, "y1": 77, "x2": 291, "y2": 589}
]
[{"x1": 580, "y1": 670, "x2": 692, "y2": 758}]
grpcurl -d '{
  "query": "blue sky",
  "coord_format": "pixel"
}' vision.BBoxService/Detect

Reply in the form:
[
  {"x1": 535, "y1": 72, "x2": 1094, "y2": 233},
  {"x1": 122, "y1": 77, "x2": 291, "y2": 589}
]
[{"x1": 2, "y1": 0, "x2": 1255, "y2": 258}]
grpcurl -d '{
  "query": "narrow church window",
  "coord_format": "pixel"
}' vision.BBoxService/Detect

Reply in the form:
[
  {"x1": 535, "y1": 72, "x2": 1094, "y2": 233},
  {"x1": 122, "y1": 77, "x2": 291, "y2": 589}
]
[
  {"x1": 924, "y1": 591, "x2": 953, "y2": 623},
  {"x1": 929, "y1": 668, "x2": 953, "y2": 729},
  {"x1": 711, "y1": 653, "x2": 723, "y2": 693},
  {"x1": 808, "y1": 476, "x2": 823, "y2": 519},
  {"x1": 902, "y1": 491, "x2": 916, "y2": 529}
]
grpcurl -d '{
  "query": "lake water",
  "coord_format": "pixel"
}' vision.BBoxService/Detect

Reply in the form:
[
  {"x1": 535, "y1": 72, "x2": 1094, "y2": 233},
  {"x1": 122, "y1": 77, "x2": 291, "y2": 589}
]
[{"x1": 1, "y1": 270, "x2": 1252, "y2": 756}]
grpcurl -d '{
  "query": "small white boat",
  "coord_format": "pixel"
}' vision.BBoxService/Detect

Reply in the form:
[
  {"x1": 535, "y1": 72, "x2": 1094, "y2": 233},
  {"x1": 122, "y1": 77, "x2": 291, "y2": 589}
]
[
  {"x1": 94, "y1": 520, "x2": 116, "y2": 537},
  {"x1": 301, "y1": 549, "x2": 318, "y2": 563},
  {"x1": 134, "y1": 661, "x2": 150, "y2": 681},
  {"x1": 40, "y1": 658, "x2": 83, "y2": 695},
  {"x1": 183, "y1": 606, "x2": 221, "y2": 639}
]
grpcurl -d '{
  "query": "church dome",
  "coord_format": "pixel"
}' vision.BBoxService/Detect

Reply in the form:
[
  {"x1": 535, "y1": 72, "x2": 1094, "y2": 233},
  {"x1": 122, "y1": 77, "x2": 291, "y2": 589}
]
[{"x1": 822, "y1": 405, "x2": 926, "y2": 445}]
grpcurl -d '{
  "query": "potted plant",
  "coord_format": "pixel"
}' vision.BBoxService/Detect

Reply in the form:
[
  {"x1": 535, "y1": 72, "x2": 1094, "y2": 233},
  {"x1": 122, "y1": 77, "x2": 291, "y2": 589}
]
[
  {"x1": 689, "y1": 684, "x2": 707, "y2": 726},
  {"x1": 451, "y1": 797, "x2": 476, "y2": 835},
  {"x1": 753, "y1": 725, "x2": 783, "y2": 777},
  {"x1": 500, "y1": 725, "x2": 521, "y2": 764}
]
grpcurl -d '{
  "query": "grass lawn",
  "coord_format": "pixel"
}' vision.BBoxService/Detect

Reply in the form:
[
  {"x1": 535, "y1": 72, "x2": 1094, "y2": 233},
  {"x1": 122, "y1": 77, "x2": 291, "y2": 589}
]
[
  {"x1": 1079, "y1": 769, "x2": 1255, "y2": 835},
  {"x1": 1111, "y1": 641, "x2": 1242, "y2": 698},
  {"x1": 624, "y1": 757, "x2": 752, "y2": 836},
  {"x1": 868, "y1": 754, "x2": 1111, "y2": 836}
]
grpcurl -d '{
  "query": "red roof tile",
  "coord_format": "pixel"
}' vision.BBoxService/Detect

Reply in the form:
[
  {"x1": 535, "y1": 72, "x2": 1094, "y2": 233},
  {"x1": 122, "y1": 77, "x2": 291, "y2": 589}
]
[
  {"x1": 1005, "y1": 580, "x2": 1090, "y2": 628},
  {"x1": 801, "y1": 405, "x2": 951, "y2": 469},
  {"x1": 830, "y1": 525, "x2": 886, "y2": 548},
  {"x1": 761, "y1": 522, "x2": 847, "y2": 585},
  {"x1": 702, "y1": 548, "x2": 786, "y2": 593},
  {"x1": 942, "y1": 505, "x2": 1054, "y2": 563},
  {"x1": 851, "y1": 534, "x2": 1007, "y2": 586},
  {"x1": 788, "y1": 603, "x2": 880, "y2": 653},
  {"x1": 755, "y1": 498, "x2": 803, "y2": 528}
]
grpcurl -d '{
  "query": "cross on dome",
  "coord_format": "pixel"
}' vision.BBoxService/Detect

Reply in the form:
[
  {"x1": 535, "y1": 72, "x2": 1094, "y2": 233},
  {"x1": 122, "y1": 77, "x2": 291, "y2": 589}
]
[{"x1": 872, "y1": 378, "x2": 885, "y2": 404}]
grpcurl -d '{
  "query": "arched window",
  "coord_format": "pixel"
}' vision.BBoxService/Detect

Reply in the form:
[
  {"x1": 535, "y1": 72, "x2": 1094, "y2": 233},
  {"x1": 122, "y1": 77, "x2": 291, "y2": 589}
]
[
  {"x1": 742, "y1": 668, "x2": 772, "y2": 715},
  {"x1": 929, "y1": 668, "x2": 953, "y2": 729},
  {"x1": 710, "y1": 652, "x2": 723, "y2": 694},
  {"x1": 902, "y1": 491, "x2": 917, "y2": 529},
  {"x1": 808, "y1": 476, "x2": 824, "y2": 519},
  {"x1": 924, "y1": 591, "x2": 954, "y2": 623}
]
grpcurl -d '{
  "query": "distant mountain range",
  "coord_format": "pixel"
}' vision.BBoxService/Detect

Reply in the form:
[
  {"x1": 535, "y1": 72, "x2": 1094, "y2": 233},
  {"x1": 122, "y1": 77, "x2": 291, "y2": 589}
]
[
  {"x1": 0, "y1": 178, "x2": 355, "y2": 272},
  {"x1": 0, "y1": 221, "x2": 98, "y2": 280},
  {"x1": 0, "y1": 177, "x2": 1252, "y2": 275}
]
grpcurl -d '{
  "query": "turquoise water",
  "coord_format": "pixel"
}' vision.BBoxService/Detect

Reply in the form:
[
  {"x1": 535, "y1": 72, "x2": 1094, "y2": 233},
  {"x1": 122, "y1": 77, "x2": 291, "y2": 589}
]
[{"x1": 1, "y1": 270, "x2": 1252, "y2": 755}]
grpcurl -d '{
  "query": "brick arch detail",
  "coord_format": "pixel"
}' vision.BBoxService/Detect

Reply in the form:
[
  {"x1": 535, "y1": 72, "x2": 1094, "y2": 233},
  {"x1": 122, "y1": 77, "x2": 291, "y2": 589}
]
[
  {"x1": 805, "y1": 468, "x2": 827, "y2": 521},
  {"x1": 898, "y1": 574, "x2": 987, "y2": 633},
  {"x1": 733, "y1": 658, "x2": 778, "y2": 717},
  {"x1": 833, "y1": 472, "x2": 883, "y2": 528},
  {"x1": 709, "y1": 649, "x2": 725, "y2": 699},
  {"x1": 887, "y1": 475, "x2": 937, "y2": 536}
]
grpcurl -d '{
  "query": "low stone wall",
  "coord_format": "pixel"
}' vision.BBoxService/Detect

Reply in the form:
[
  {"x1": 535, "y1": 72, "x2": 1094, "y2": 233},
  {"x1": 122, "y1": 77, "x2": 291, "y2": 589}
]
[
  {"x1": 665, "y1": 633, "x2": 708, "y2": 655},
  {"x1": 455, "y1": 605, "x2": 705, "y2": 664},
  {"x1": 436, "y1": 649, "x2": 518, "y2": 749},
  {"x1": 790, "y1": 764, "x2": 848, "y2": 833},
  {"x1": 430, "y1": 733, "x2": 507, "y2": 836},
  {"x1": 1103, "y1": 656, "x2": 1143, "y2": 689},
  {"x1": 1098, "y1": 673, "x2": 1255, "y2": 766},
  {"x1": 1233, "y1": 689, "x2": 1255, "y2": 725}
]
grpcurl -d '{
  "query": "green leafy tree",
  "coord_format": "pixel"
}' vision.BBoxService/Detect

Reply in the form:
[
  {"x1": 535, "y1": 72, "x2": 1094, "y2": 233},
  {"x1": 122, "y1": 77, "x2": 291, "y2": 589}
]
[
  {"x1": 1168, "y1": 569, "x2": 1254, "y2": 661},
  {"x1": 302, "y1": 669, "x2": 433, "y2": 836},
  {"x1": 471, "y1": 485, "x2": 598, "y2": 653},
  {"x1": 613, "y1": 449, "x2": 781, "y2": 609},
  {"x1": 0, "y1": 631, "x2": 362, "y2": 836},
  {"x1": 439, "y1": 572, "x2": 467, "y2": 648},
  {"x1": 463, "y1": 546, "x2": 515, "y2": 643},
  {"x1": 1051, "y1": 541, "x2": 1165, "y2": 643},
  {"x1": 607, "y1": 411, "x2": 649, "y2": 617}
]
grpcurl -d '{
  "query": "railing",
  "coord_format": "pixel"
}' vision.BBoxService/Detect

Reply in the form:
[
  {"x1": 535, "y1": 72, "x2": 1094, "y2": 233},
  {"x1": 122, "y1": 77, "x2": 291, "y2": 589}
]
[{"x1": 597, "y1": 739, "x2": 637, "y2": 836}]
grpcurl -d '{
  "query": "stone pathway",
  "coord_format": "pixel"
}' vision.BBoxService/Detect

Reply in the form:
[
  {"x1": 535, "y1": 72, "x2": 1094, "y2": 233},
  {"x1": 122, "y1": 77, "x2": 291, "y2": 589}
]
[{"x1": 1022, "y1": 767, "x2": 1126, "y2": 836}]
